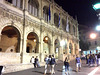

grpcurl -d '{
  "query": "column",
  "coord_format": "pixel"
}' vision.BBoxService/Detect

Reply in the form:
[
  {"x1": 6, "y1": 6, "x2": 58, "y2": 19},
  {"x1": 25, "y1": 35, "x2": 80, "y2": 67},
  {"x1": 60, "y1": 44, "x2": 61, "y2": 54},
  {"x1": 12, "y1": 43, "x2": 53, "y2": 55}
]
[
  {"x1": 51, "y1": 2, "x2": 54, "y2": 24},
  {"x1": 0, "y1": 34, "x2": 2, "y2": 41},
  {"x1": 40, "y1": 26, "x2": 44, "y2": 62},
  {"x1": 71, "y1": 24, "x2": 73, "y2": 35},
  {"x1": 66, "y1": 43, "x2": 69, "y2": 55},
  {"x1": 25, "y1": 0, "x2": 28, "y2": 11},
  {"x1": 39, "y1": 0, "x2": 43, "y2": 19},
  {"x1": 50, "y1": 44, "x2": 53, "y2": 54},
  {"x1": 58, "y1": 46, "x2": 63, "y2": 61}
]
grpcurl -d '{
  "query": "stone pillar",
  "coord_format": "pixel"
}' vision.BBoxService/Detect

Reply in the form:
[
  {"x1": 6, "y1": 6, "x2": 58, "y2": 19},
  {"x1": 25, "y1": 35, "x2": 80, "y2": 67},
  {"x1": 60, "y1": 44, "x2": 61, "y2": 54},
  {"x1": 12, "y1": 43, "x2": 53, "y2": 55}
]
[
  {"x1": 70, "y1": 24, "x2": 73, "y2": 35},
  {"x1": 39, "y1": 25, "x2": 44, "y2": 62},
  {"x1": 66, "y1": 46, "x2": 69, "y2": 55},
  {"x1": 39, "y1": 0, "x2": 43, "y2": 19},
  {"x1": 20, "y1": 38, "x2": 23, "y2": 63},
  {"x1": 50, "y1": 44, "x2": 53, "y2": 54},
  {"x1": 58, "y1": 46, "x2": 63, "y2": 61},
  {"x1": 51, "y1": 3, "x2": 54, "y2": 24},
  {"x1": 25, "y1": 0, "x2": 28, "y2": 11},
  {"x1": 0, "y1": 34, "x2": 2, "y2": 41},
  {"x1": 77, "y1": 43, "x2": 79, "y2": 55},
  {"x1": 20, "y1": 38, "x2": 22, "y2": 53}
]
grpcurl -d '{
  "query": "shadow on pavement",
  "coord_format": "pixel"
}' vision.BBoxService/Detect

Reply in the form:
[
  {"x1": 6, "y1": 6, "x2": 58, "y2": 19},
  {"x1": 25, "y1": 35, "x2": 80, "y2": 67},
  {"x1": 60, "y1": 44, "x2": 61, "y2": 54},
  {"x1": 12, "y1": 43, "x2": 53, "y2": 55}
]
[{"x1": 32, "y1": 71, "x2": 44, "y2": 74}]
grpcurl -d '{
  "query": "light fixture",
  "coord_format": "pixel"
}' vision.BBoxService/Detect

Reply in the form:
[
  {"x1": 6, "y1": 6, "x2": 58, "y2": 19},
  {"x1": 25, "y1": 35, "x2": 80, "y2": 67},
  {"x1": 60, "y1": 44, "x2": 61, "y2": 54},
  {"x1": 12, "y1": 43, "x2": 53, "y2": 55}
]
[
  {"x1": 45, "y1": 37, "x2": 48, "y2": 41},
  {"x1": 90, "y1": 33, "x2": 97, "y2": 39},
  {"x1": 33, "y1": 39, "x2": 36, "y2": 42},
  {"x1": 96, "y1": 25, "x2": 100, "y2": 31}
]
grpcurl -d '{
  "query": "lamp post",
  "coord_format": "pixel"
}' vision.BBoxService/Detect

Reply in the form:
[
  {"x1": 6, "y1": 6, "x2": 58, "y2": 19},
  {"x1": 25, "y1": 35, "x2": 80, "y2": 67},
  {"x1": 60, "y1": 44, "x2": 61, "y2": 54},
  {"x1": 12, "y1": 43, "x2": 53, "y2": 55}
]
[
  {"x1": 93, "y1": 2, "x2": 100, "y2": 32},
  {"x1": 93, "y1": 2, "x2": 100, "y2": 20}
]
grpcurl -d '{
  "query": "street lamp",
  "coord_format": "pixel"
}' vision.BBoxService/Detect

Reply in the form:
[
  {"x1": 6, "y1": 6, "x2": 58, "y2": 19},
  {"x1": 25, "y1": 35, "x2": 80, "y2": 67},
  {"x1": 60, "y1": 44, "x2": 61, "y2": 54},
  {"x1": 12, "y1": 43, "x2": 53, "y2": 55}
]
[
  {"x1": 93, "y1": 2, "x2": 100, "y2": 20},
  {"x1": 96, "y1": 25, "x2": 100, "y2": 31},
  {"x1": 90, "y1": 33, "x2": 97, "y2": 39}
]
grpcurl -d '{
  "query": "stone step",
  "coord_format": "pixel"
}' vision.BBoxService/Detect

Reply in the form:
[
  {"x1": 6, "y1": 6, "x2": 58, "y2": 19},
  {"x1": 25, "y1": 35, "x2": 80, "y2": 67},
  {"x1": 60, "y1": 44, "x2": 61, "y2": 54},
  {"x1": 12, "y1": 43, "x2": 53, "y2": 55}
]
[{"x1": 3, "y1": 62, "x2": 45, "y2": 74}]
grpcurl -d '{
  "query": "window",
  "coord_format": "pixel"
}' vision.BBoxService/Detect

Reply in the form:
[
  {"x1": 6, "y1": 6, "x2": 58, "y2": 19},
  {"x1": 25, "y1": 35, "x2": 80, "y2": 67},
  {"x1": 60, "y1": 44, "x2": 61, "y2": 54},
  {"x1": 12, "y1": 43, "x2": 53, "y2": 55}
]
[
  {"x1": 5, "y1": 0, "x2": 22, "y2": 9},
  {"x1": 43, "y1": 6, "x2": 49, "y2": 22},
  {"x1": 5, "y1": 0, "x2": 12, "y2": 3},
  {"x1": 69, "y1": 24, "x2": 71, "y2": 33},
  {"x1": 95, "y1": 41, "x2": 97, "y2": 45},
  {"x1": 54, "y1": 13, "x2": 59, "y2": 27},
  {"x1": 73, "y1": 26, "x2": 75, "y2": 36},
  {"x1": 89, "y1": 42, "x2": 91, "y2": 46},
  {"x1": 28, "y1": 0, "x2": 39, "y2": 17},
  {"x1": 62, "y1": 19, "x2": 66, "y2": 31}
]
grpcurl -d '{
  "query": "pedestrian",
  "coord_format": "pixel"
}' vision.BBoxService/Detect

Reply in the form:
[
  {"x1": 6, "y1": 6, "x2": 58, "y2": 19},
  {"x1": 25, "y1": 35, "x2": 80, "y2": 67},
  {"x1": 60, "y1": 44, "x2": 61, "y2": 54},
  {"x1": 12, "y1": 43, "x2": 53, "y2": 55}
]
[
  {"x1": 97, "y1": 53, "x2": 100, "y2": 66},
  {"x1": 48, "y1": 55, "x2": 52, "y2": 74},
  {"x1": 75, "y1": 55, "x2": 81, "y2": 72},
  {"x1": 35, "y1": 56, "x2": 41, "y2": 68},
  {"x1": 31, "y1": 56, "x2": 36, "y2": 68},
  {"x1": 0, "y1": 66, "x2": 4, "y2": 75},
  {"x1": 95, "y1": 54, "x2": 98, "y2": 66},
  {"x1": 50, "y1": 55, "x2": 56, "y2": 74},
  {"x1": 44, "y1": 55, "x2": 49, "y2": 75},
  {"x1": 64, "y1": 56, "x2": 70, "y2": 75}
]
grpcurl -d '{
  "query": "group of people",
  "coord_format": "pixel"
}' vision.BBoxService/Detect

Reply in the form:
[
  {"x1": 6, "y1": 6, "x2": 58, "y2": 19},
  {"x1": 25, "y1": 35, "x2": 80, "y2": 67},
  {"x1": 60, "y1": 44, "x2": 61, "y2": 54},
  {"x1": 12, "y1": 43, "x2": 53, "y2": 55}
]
[
  {"x1": 31, "y1": 56, "x2": 41, "y2": 68},
  {"x1": 31, "y1": 54, "x2": 82, "y2": 75},
  {"x1": 64, "y1": 55, "x2": 81, "y2": 74},
  {"x1": 86, "y1": 53, "x2": 100, "y2": 66},
  {"x1": 44, "y1": 55, "x2": 56, "y2": 75}
]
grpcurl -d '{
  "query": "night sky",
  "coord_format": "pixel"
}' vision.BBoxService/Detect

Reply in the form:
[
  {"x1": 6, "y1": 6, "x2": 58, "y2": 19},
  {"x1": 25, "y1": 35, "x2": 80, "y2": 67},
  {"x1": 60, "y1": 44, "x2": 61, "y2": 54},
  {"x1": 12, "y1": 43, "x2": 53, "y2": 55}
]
[{"x1": 54, "y1": 0, "x2": 100, "y2": 27}]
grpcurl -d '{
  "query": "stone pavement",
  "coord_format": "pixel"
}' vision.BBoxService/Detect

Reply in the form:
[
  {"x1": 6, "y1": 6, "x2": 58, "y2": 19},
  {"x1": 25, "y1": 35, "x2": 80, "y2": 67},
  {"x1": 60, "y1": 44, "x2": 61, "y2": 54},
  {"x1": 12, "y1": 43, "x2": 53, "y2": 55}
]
[{"x1": 3, "y1": 60, "x2": 100, "y2": 75}]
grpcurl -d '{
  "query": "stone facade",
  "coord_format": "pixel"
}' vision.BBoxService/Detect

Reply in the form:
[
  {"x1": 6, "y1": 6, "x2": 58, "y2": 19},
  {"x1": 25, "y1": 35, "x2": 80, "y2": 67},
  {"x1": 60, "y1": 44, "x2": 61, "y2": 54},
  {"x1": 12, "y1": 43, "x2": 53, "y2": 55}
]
[{"x1": 0, "y1": 0, "x2": 79, "y2": 65}]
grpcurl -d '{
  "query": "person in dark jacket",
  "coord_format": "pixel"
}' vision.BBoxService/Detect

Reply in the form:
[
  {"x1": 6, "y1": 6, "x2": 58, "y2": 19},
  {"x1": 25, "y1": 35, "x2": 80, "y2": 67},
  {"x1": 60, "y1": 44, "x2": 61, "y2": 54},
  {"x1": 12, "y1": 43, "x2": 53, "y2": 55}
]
[
  {"x1": 64, "y1": 57, "x2": 70, "y2": 74},
  {"x1": 50, "y1": 55, "x2": 56, "y2": 74},
  {"x1": 35, "y1": 56, "x2": 40, "y2": 68},
  {"x1": 0, "y1": 66, "x2": 3, "y2": 75}
]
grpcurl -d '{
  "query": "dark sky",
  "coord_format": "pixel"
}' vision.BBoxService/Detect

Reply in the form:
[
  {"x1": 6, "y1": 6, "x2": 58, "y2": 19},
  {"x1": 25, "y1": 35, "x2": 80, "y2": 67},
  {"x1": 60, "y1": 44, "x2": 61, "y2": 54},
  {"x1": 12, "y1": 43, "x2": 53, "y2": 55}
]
[{"x1": 54, "y1": 0, "x2": 99, "y2": 27}]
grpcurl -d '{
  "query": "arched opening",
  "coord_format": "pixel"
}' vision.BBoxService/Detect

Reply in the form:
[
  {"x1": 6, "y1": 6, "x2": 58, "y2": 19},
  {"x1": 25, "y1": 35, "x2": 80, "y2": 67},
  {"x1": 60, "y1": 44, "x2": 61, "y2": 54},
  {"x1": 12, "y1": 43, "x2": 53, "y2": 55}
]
[
  {"x1": 0, "y1": 26, "x2": 20, "y2": 53},
  {"x1": 43, "y1": 36, "x2": 51, "y2": 54},
  {"x1": 27, "y1": 32, "x2": 39, "y2": 53},
  {"x1": 54, "y1": 39, "x2": 60, "y2": 58}
]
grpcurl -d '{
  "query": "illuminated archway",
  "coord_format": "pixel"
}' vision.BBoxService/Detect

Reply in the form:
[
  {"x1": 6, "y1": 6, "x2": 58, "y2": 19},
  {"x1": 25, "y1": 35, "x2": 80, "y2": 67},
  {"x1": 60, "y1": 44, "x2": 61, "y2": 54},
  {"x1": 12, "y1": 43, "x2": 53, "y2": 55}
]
[
  {"x1": 27, "y1": 32, "x2": 39, "y2": 53},
  {"x1": 54, "y1": 39, "x2": 60, "y2": 58},
  {"x1": 0, "y1": 26, "x2": 20, "y2": 53},
  {"x1": 43, "y1": 36, "x2": 51, "y2": 54}
]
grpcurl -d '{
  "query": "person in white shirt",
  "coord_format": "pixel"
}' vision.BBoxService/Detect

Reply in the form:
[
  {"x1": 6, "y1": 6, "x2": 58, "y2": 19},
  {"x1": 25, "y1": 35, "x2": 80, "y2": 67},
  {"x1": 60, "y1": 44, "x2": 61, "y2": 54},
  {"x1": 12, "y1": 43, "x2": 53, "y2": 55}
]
[{"x1": 31, "y1": 56, "x2": 36, "y2": 68}]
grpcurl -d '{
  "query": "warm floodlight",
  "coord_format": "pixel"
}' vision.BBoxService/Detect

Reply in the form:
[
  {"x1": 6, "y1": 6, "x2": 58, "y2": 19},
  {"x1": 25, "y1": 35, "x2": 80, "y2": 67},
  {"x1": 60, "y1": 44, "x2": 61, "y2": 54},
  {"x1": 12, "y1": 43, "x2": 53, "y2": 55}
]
[{"x1": 90, "y1": 33, "x2": 97, "y2": 39}]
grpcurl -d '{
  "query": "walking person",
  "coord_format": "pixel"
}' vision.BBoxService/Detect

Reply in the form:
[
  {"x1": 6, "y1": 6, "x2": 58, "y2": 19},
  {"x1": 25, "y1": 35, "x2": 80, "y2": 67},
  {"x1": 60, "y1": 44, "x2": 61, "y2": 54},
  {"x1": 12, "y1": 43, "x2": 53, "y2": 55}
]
[
  {"x1": 0, "y1": 66, "x2": 4, "y2": 75},
  {"x1": 44, "y1": 55, "x2": 49, "y2": 75},
  {"x1": 64, "y1": 56, "x2": 70, "y2": 75},
  {"x1": 95, "y1": 54, "x2": 98, "y2": 66},
  {"x1": 50, "y1": 55, "x2": 56, "y2": 74},
  {"x1": 97, "y1": 53, "x2": 100, "y2": 66},
  {"x1": 35, "y1": 56, "x2": 41, "y2": 68},
  {"x1": 31, "y1": 56, "x2": 36, "y2": 68},
  {"x1": 75, "y1": 55, "x2": 81, "y2": 72}
]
